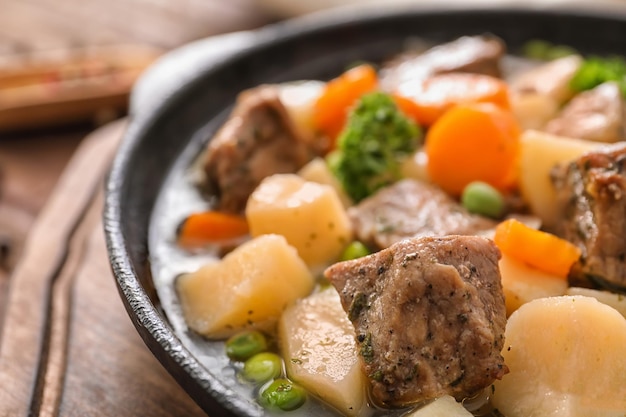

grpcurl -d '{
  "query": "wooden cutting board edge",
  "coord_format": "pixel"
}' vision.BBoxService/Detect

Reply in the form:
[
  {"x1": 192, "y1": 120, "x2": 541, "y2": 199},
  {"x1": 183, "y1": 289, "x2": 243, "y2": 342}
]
[{"x1": 0, "y1": 119, "x2": 126, "y2": 416}]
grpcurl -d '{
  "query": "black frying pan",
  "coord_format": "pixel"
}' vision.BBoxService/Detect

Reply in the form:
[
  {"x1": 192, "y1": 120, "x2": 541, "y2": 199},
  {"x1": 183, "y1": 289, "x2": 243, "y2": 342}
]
[{"x1": 104, "y1": 6, "x2": 626, "y2": 417}]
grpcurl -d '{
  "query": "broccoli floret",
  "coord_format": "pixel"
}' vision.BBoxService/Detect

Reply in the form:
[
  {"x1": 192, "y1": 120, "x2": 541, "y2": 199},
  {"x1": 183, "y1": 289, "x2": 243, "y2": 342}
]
[
  {"x1": 570, "y1": 56, "x2": 626, "y2": 97},
  {"x1": 328, "y1": 92, "x2": 421, "y2": 202}
]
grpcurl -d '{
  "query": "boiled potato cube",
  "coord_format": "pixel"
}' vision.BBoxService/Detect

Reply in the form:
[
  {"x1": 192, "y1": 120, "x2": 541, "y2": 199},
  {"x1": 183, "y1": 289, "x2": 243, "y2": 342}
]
[
  {"x1": 177, "y1": 234, "x2": 314, "y2": 339},
  {"x1": 492, "y1": 296, "x2": 626, "y2": 416},
  {"x1": 401, "y1": 150, "x2": 431, "y2": 184},
  {"x1": 510, "y1": 92, "x2": 559, "y2": 130},
  {"x1": 279, "y1": 288, "x2": 367, "y2": 417},
  {"x1": 499, "y1": 253, "x2": 567, "y2": 316},
  {"x1": 406, "y1": 395, "x2": 473, "y2": 417},
  {"x1": 278, "y1": 80, "x2": 324, "y2": 139},
  {"x1": 246, "y1": 174, "x2": 352, "y2": 268},
  {"x1": 518, "y1": 130, "x2": 600, "y2": 228},
  {"x1": 567, "y1": 287, "x2": 626, "y2": 319},
  {"x1": 298, "y1": 158, "x2": 353, "y2": 208},
  {"x1": 510, "y1": 55, "x2": 582, "y2": 104}
]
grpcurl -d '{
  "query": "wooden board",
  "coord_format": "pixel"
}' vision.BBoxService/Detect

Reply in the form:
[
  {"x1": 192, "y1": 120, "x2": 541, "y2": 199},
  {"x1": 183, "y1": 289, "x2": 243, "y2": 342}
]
[
  {"x1": 0, "y1": 121, "x2": 207, "y2": 416},
  {"x1": 0, "y1": 0, "x2": 270, "y2": 55},
  {"x1": 0, "y1": 1, "x2": 272, "y2": 413},
  {"x1": 0, "y1": 0, "x2": 271, "y2": 132}
]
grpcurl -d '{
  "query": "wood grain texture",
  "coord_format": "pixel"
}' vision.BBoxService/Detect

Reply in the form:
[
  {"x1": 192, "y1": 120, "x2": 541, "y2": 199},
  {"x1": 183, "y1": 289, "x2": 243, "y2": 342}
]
[
  {"x1": 0, "y1": 120, "x2": 126, "y2": 415},
  {"x1": 0, "y1": 132, "x2": 85, "y2": 213},
  {"x1": 0, "y1": 0, "x2": 270, "y2": 55},
  {"x1": 0, "y1": 2, "x2": 272, "y2": 414},
  {"x1": 0, "y1": 120, "x2": 207, "y2": 416},
  {"x1": 60, "y1": 214, "x2": 205, "y2": 417}
]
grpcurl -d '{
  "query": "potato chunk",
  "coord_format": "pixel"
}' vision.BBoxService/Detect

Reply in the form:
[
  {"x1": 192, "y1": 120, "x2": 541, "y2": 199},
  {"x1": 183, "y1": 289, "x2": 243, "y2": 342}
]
[
  {"x1": 566, "y1": 287, "x2": 626, "y2": 319},
  {"x1": 499, "y1": 253, "x2": 567, "y2": 316},
  {"x1": 298, "y1": 158, "x2": 353, "y2": 208},
  {"x1": 518, "y1": 130, "x2": 600, "y2": 228},
  {"x1": 246, "y1": 174, "x2": 352, "y2": 268},
  {"x1": 401, "y1": 149, "x2": 431, "y2": 184},
  {"x1": 278, "y1": 80, "x2": 324, "y2": 139},
  {"x1": 510, "y1": 55, "x2": 582, "y2": 104},
  {"x1": 510, "y1": 92, "x2": 559, "y2": 130},
  {"x1": 176, "y1": 234, "x2": 314, "y2": 339},
  {"x1": 491, "y1": 296, "x2": 626, "y2": 416},
  {"x1": 406, "y1": 396, "x2": 473, "y2": 417},
  {"x1": 279, "y1": 289, "x2": 367, "y2": 417}
]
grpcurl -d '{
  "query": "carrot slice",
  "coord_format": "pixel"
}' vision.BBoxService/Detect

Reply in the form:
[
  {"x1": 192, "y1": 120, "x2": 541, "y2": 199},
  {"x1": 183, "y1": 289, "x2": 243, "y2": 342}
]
[
  {"x1": 425, "y1": 102, "x2": 520, "y2": 196},
  {"x1": 312, "y1": 64, "x2": 378, "y2": 148},
  {"x1": 494, "y1": 218, "x2": 581, "y2": 278},
  {"x1": 177, "y1": 211, "x2": 249, "y2": 248},
  {"x1": 394, "y1": 73, "x2": 510, "y2": 126}
]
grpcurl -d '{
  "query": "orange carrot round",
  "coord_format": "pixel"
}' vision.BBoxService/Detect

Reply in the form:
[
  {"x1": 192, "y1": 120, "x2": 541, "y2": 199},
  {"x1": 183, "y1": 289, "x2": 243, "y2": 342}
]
[
  {"x1": 494, "y1": 219, "x2": 581, "y2": 278},
  {"x1": 312, "y1": 64, "x2": 378, "y2": 147},
  {"x1": 394, "y1": 73, "x2": 510, "y2": 126},
  {"x1": 425, "y1": 102, "x2": 520, "y2": 196},
  {"x1": 177, "y1": 210, "x2": 249, "y2": 248}
]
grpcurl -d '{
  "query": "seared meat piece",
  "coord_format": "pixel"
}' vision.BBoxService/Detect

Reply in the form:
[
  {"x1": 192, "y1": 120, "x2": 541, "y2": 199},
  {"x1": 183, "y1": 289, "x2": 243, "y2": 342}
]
[
  {"x1": 325, "y1": 235, "x2": 508, "y2": 407},
  {"x1": 381, "y1": 35, "x2": 505, "y2": 91},
  {"x1": 544, "y1": 82, "x2": 626, "y2": 142},
  {"x1": 204, "y1": 86, "x2": 316, "y2": 213},
  {"x1": 552, "y1": 143, "x2": 626, "y2": 289},
  {"x1": 349, "y1": 179, "x2": 496, "y2": 250}
]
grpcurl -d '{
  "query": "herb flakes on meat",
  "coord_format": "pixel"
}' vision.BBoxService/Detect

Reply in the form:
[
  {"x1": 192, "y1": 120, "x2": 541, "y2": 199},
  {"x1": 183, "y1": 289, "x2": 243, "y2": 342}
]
[{"x1": 325, "y1": 235, "x2": 508, "y2": 408}]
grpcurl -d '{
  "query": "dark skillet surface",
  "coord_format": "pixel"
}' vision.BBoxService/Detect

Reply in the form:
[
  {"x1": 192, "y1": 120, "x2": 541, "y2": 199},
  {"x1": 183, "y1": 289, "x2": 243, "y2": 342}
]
[{"x1": 104, "y1": 6, "x2": 626, "y2": 417}]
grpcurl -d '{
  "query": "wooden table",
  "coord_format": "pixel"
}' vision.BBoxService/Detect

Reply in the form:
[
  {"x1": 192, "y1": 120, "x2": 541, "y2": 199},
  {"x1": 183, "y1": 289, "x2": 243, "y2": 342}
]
[{"x1": 0, "y1": 1, "x2": 273, "y2": 415}]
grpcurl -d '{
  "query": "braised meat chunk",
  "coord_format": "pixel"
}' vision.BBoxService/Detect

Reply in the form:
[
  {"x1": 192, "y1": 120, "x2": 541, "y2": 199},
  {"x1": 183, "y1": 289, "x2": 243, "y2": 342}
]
[
  {"x1": 203, "y1": 86, "x2": 316, "y2": 213},
  {"x1": 324, "y1": 235, "x2": 508, "y2": 407},
  {"x1": 544, "y1": 82, "x2": 626, "y2": 143},
  {"x1": 552, "y1": 143, "x2": 626, "y2": 289},
  {"x1": 381, "y1": 35, "x2": 505, "y2": 91},
  {"x1": 349, "y1": 179, "x2": 496, "y2": 250}
]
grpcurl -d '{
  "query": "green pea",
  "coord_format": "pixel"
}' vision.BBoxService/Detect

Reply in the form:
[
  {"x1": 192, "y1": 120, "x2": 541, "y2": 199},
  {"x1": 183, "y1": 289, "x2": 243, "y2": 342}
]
[
  {"x1": 260, "y1": 378, "x2": 307, "y2": 411},
  {"x1": 242, "y1": 352, "x2": 282, "y2": 384},
  {"x1": 225, "y1": 330, "x2": 268, "y2": 361},
  {"x1": 340, "y1": 241, "x2": 370, "y2": 261},
  {"x1": 461, "y1": 181, "x2": 505, "y2": 219}
]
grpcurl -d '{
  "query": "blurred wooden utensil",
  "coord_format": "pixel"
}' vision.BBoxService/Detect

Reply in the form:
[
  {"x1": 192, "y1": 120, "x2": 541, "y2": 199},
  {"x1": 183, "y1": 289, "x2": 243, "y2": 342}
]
[{"x1": 0, "y1": 44, "x2": 162, "y2": 132}]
